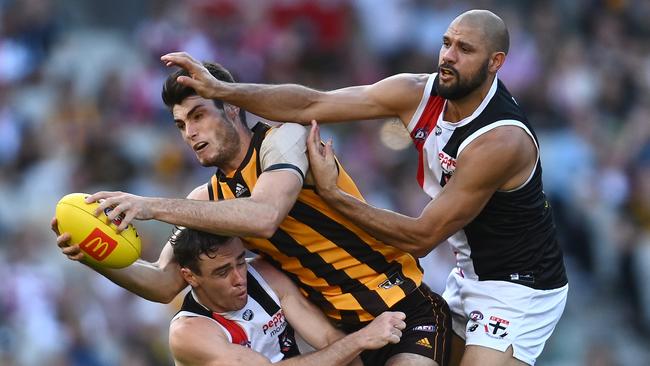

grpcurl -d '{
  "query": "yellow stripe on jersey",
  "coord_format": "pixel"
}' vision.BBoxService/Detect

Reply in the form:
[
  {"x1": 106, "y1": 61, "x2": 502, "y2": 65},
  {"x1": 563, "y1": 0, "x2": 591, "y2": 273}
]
[{"x1": 210, "y1": 123, "x2": 423, "y2": 325}]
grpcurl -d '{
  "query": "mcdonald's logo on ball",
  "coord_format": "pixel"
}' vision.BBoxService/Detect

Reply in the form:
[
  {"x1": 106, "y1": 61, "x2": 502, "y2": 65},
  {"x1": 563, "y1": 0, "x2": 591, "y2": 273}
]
[{"x1": 79, "y1": 228, "x2": 118, "y2": 261}]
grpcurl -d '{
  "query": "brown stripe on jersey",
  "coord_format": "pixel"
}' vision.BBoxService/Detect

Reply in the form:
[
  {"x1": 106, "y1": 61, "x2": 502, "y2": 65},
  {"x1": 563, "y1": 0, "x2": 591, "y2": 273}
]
[
  {"x1": 207, "y1": 181, "x2": 214, "y2": 201},
  {"x1": 290, "y1": 200, "x2": 419, "y2": 297},
  {"x1": 260, "y1": 254, "x2": 351, "y2": 322},
  {"x1": 267, "y1": 227, "x2": 388, "y2": 316}
]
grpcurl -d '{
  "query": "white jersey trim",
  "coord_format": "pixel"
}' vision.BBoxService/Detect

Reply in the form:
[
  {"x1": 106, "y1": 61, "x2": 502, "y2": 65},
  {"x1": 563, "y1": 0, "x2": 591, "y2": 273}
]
[
  {"x1": 248, "y1": 264, "x2": 282, "y2": 306},
  {"x1": 171, "y1": 300, "x2": 233, "y2": 343},
  {"x1": 406, "y1": 73, "x2": 437, "y2": 132},
  {"x1": 439, "y1": 75, "x2": 499, "y2": 129},
  {"x1": 456, "y1": 119, "x2": 539, "y2": 192}
]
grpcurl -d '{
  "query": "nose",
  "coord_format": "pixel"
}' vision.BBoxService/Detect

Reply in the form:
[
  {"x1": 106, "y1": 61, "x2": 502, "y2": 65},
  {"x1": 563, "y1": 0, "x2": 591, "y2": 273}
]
[
  {"x1": 232, "y1": 268, "x2": 247, "y2": 287},
  {"x1": 185, "y1": 122, "x2": 199, "y2": 140},
  {"x1": 441, "y1": 45, "x2": 457, "y2": 64}
]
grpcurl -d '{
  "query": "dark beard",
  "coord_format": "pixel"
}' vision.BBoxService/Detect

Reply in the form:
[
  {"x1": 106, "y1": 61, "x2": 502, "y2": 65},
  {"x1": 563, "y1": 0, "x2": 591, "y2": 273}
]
[
  {"x1": 202, "y1": 121, "x2": 241, "y2": 168},
  {"x1": 435, "y1": 60, "x2": 489, "y2": 100}
]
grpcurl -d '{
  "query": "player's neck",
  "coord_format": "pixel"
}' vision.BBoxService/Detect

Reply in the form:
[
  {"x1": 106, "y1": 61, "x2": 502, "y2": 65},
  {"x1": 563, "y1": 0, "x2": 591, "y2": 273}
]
[
  {"x1": 193, "y1": 288, "x2": 230, "y2": 314},
  {"x1": 221, "y1": 129, "x2": 253, "y2": 176},
  {"x1": 443, "y1": 76, "x2": 494, "y2": 123}
]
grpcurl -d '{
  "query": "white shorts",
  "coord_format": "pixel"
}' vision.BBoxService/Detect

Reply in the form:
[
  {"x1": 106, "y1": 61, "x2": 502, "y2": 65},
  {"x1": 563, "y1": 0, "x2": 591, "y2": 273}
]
[{"x1": 442, "y1": 269, "x2": 568, "y2": 365}]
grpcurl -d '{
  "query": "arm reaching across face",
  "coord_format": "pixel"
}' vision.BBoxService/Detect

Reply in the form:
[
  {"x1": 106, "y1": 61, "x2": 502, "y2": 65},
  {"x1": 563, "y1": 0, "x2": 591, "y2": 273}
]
[{"x1": 160, "y1": 52, "x2": 426, "y2": 126}]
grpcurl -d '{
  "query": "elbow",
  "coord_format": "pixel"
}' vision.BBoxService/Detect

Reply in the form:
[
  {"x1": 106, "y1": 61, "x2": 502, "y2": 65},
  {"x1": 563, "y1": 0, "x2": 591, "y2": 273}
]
[
  {"x1": 399, "y1": 232, "x2": 438, "y2": 258},
  {"x1": 250, "y1": 207, "x2": 282, "y2": 239},
  {"x1": 411, "y1": 246, "x2": 434, "y2": 258},
  {"x1": 155, "y1": 291, "x2": 179, "y2": 304},
  {"x1": 140, "y1": 288, "x2": 179, "y2": 304}
]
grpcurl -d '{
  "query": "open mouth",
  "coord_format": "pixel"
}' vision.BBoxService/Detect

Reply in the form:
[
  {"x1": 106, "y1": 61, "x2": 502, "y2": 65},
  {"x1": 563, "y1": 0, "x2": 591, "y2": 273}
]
[
  {"x1": 439, "y1": 67, "x2": 456, "y2": 77},
  {"x1": 193, "y1": 142, "x2": 208, "y2": 151}
]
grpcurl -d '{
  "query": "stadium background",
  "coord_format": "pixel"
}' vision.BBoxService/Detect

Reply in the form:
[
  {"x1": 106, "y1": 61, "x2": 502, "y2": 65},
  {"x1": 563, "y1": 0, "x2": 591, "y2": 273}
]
[{"x1": 1, "y1": 0, "x2": 649, "y2": 364}]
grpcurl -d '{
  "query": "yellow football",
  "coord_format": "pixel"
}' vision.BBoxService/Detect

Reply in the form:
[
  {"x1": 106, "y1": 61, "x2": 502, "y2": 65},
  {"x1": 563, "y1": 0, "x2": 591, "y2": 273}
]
[{"x1": 55, "y1": 193, "x2": 141, "y2": 269}]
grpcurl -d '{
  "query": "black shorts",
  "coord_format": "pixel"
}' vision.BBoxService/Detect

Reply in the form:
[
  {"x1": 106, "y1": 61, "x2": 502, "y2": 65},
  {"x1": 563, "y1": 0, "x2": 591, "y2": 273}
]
[{"x1": 339, "y1": 284, "x2": 451, "y2": 366}]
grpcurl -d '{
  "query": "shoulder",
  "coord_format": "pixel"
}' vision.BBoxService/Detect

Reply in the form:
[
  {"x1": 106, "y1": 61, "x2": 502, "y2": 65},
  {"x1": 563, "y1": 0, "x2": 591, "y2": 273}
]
[
  {"x1": 263, "y1": 123, "x2": 308, "y2": 151},
  {"x1": 250, "y1": 258, "x2": 293, "y2": 298},
  {"x1": 460, "y1": 125, "x2": 535, "y2": 169},
  {"x1": 187, "y1": 183, "x2": 210, "y2": 200},
  {"x1": 169, "y1": 316, "x2": 228, "y2": 351},
  {"x1": 469, "y1": 124, "x2": 533, "y2": 153},
  {"x1": 373, "y1": 73, "x2": 431, "y2": 92}
]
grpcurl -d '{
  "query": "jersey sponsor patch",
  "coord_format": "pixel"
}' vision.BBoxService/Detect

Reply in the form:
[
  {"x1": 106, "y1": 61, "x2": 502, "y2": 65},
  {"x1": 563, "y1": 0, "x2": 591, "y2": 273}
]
[{"x1": 412, "y1": 325, "x2": 437, "y2": 333}]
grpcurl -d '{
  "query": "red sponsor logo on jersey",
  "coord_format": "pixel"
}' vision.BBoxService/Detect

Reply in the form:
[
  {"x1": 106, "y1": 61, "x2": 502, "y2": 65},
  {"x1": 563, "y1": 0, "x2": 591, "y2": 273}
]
[
  {"x1": 263, "y1": 311, "x2": 286, "y2": 335},
  {"x1": 79, "y1": 228, "x2": 118, "y2": 261},
  {"x1": 438, "y1": 151, "x2": 457, "y2": 173},
  {"x1": 489, "y1": 316, "x2": 510, "y2": 325}
]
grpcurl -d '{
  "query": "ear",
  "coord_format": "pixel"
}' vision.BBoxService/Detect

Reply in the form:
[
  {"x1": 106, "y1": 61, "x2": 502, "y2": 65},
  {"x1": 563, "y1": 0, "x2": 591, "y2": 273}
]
[
  {"x1": 488, "y1": 52, "x2": 506, "y2": 74},
  {"x1": 180, "y1": 267, "x2": 199, "y2": 288},
  {"x1": 224, "y1": 104, "x2": 240, "y2": 121}
]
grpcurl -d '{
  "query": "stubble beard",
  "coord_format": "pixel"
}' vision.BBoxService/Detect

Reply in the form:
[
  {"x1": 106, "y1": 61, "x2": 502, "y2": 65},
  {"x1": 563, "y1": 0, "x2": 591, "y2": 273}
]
[{"x1": 435, "y1": 60, "x2": 489, "y2": 100}]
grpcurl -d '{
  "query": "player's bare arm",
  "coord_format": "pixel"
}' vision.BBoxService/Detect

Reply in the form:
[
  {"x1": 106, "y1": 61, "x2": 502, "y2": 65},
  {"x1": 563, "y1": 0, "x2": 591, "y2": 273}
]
[
  {"x1": 87, "y1": 169, "x2": 302, "y2": 237},
  {"x1": 161, "y1": 51, "x2": 426, "y2": 125},
  {"x1": 308, "y1": 121, "x2": 536, "y2": 256},
  {"x1": 170, "y1": 316, "x2": 272, "y2": 366},
  {"x1": 50, "y1": 186, "x2": 217, "y2": 303}
]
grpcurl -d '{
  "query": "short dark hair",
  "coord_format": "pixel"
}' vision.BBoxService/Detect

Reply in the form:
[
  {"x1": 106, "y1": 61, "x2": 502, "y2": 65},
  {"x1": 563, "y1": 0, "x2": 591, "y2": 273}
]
[
  {"x1": 161, "y1": 62, "x2": 247, "y2": 124},
  {"x1": 170, "y1": 227, "x2": 233, "y2": 275}
]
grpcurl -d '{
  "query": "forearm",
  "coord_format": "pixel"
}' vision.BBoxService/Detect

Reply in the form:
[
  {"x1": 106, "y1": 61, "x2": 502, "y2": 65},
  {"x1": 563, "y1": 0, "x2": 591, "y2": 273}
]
[
  {"x1": 277, "y1": 332, "x2": 365, "y2": 366},
  {"x1": 216, "y1": 83, "x2": 388, "y2": 124},
  {"x1": 215, "y1": 83, "x2": 318, "y2": 124},
  {"x1": 86, "y1": 259, "x2": 185, "y2": 303},
  {"x1": 150, "y1": 197, "x2": 279, "y2": 238},
  {"x1": 321, "y1": 190, "x2": 429, "y2": 254}
]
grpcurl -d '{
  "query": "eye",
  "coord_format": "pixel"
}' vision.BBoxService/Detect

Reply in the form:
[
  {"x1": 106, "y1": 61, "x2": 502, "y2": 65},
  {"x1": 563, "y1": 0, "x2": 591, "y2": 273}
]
[
  {"x1": 215, "y1": 269, "x2": 229, "y2": 278},
  {"x1": 175, "y1": 122, "x2": 185, "y2": 130},
  {"x1": 194, "y1": 113, "x2": 203, "y2": 121}
]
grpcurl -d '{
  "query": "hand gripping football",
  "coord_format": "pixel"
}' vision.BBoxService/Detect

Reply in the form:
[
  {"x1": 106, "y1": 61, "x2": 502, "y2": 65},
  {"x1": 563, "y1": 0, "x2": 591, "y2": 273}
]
[{"x1": 55, "y1": 193, "x2": 141, "y2": 268}]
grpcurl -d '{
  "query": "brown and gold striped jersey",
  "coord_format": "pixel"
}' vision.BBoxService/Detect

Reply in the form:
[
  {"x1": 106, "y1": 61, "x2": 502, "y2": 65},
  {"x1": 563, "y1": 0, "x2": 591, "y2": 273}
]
[{"x1": 208, "y1": 123, "x2": 423, "y2": 325}]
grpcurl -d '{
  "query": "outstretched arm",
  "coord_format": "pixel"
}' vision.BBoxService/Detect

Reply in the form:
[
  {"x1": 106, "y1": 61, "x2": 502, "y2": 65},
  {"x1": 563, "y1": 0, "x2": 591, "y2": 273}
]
[
  {"x1": 50, "y1": 187, "x2": 215, "y2": 303},
  {"x1": 306, "y1": 121, "x2": 537, "y2": 257},
  {"x1": 160, "y1": 52, "x2": 426, "y2": 126}
]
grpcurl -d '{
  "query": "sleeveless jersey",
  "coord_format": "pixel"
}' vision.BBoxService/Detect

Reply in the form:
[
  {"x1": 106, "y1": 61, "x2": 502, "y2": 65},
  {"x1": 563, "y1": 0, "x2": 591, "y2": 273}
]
[
  {"x1": 207, "y1": 122, "x2": 423, "y2": 325},
  {"x1": 406, "y1": 73, "x2": 567, "y2": 290},
  {"x1": 171, "y1": 265, "x2": 300, "y2": 362}
]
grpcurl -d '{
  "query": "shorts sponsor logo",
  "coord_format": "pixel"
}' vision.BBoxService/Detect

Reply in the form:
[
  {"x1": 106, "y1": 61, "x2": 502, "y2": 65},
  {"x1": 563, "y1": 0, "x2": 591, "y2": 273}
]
[
  {"x1": 412, "y1": 325, "x2": 436, "y2": 333},
  {"x1": 469, "y1": 310, "x2": 483, "y2": 321},
  {"x1": 416, "y1": 337, "x2": 432, "y2": 349},
  {"x1": 484, "y1": 315, "x2": 509, "y2": 338},
  {"x1": 79, "y1": 228, "x2": 118, "y2": 261},
  {"x1": 435, "y1": 125, "x2": 442, "y2": 136}
]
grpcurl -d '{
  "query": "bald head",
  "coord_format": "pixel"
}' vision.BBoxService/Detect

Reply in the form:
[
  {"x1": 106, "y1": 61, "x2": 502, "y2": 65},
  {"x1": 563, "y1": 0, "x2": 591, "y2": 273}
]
[{"x1": 452, "y1": 10, "x2": 509, "y2": 54}]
